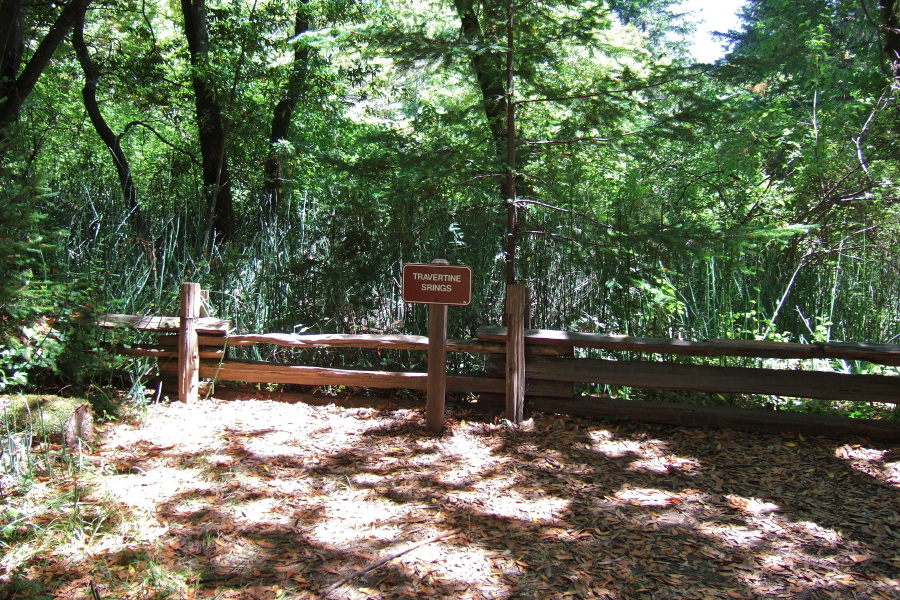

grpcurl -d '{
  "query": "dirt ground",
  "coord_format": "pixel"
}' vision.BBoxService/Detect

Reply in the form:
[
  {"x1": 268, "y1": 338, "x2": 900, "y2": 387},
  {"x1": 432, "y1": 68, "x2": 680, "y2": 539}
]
[{"x1": 20, "y1": 397, "x2": 900, "y2": 599}]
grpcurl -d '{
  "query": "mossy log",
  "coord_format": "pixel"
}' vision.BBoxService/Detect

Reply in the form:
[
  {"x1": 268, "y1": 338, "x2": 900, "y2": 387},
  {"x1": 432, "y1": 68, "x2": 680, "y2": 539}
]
[{"x1": 0, "y1": 395, "x2": 94, "y2": 448}]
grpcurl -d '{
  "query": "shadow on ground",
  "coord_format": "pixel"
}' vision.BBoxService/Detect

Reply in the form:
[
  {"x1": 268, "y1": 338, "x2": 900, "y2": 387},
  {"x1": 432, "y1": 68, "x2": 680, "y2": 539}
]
[{"x1": 9, "y1": 399, "x2": 900, "y2": 600}]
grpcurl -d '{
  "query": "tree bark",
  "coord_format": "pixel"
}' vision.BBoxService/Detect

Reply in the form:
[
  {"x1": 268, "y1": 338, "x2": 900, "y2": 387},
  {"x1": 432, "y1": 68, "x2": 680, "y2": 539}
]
[
  {"x1": 181, "y1": 0, "x2": 235, "y2": 244},
  {"x1": 882, "y1": 0, "x2": 900, "y2": 81},
  {"x1": 0, "y1": 0, "x2": 89, "y2": 154},
  {"x1": 263, "y1": 6, "x2": 310, "y2": 217},
  {"x1": 452, "y1": 0, "x2": 519, "y2": 283},
  {"x1": 452, "y1": 0, "x2": 508, "y2": 146},
  {"x1": 504, "y1": 0, "x2": 517, "y2": 284},
  {"x1": 0, "y1": 0, "x2": 26, "y2": 114},
  {"x1": 72, "y1": 4, "x2": 143, "y2": 233}
]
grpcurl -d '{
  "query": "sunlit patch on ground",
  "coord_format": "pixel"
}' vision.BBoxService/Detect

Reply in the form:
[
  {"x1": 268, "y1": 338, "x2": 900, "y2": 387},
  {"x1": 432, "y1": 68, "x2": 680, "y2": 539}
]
[
  {"x1": 835, "y1": 443, "x2": 900, "y2": 485},
  {"x1": 697, "y1": 520, "x2": 768, "y2": 547},
  {"x1": 588, "y1": 430, "x2": 702, "y2": 474},
  {"x1": 99, "y1": 466, "x2": 211, "y2": 512},
  {"x1": 723, "y1": 495, "x2": 780, "y2": 515},
  {"x1": 612, "y1": 485, "x2": 699, "y2": 507},
  {"x1": 5, "y1": 399, "x2": 899, "y2": 600},
  {"x1": 629, "y1": 454, "x2": 702, "y2": 474},
  {"x1": 588, "y1": 429, "x2": 644, "y2": 457},
  {"x1": 308, "y1": 495, "x2": 410, "y2": 546},
  {"x1": 469, "y1": 485, "x2": 571, "y2": 523}
]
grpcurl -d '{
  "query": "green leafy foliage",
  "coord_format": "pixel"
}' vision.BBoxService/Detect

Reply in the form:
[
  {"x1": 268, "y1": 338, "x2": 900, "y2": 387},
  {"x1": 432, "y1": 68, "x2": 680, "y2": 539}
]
[
  {"x1": 0, "y1": 0, "x2": 897, "y2": 411},
  {"x1": 0, "y1": 174, "x2": 63, "y2": 391},
  {"x1": 0, "y1": 164, "x2": 106, "y2": 392}
]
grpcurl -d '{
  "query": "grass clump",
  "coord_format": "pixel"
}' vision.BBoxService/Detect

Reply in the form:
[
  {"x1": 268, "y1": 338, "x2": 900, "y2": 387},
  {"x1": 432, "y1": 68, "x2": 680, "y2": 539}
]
[
  {"x1": 2, "y1": 395, "x2": 91, "y2": 445},
  {"x1": 0, "y1": 393, "x2": 193, "y2": 599}
]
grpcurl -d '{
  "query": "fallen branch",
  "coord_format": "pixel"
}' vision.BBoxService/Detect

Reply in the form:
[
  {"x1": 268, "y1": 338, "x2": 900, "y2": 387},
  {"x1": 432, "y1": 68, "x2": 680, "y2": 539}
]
[{"x1": 319, "y1": 529, "x2": 459, "y2": 598}]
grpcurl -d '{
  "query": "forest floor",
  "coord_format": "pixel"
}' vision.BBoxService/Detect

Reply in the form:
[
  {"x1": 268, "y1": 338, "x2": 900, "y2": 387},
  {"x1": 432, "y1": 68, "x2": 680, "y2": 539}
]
[{"x1": 2, "y1": 396, "x2": 900, "y2": 600}]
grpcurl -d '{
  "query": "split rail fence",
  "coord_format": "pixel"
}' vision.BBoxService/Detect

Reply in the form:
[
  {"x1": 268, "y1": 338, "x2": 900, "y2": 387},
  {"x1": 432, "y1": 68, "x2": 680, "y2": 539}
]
[{"x1": 98, "y1": 283, "x2": 900, "y2": 441}]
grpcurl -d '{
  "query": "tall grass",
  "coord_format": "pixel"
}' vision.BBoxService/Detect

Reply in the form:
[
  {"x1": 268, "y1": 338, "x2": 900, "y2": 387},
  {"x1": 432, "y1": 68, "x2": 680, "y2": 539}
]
[{"x1": 49, "y1": 167, "x2": 900, "y2": 392}]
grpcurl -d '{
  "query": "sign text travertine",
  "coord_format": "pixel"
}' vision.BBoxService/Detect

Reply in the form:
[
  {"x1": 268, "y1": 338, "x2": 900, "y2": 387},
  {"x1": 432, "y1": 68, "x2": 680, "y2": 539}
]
[{"x1": 402, "y1": 264, "x2": 472, "y2": 306}]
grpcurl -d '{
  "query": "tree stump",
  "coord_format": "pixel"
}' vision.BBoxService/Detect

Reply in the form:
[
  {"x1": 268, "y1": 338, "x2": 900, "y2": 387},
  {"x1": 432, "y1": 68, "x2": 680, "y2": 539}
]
[
  {"x1": 64, "y1": 403, "x2": 94, "y2": 448},
  {"x1": 2, "y1": 395, "x2": 95, "y2": 448}
]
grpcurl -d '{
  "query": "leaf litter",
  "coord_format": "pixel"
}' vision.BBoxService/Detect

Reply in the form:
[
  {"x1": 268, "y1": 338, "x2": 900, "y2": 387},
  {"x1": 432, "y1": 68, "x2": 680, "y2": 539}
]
[{"x1": 2, "y1": 398, "x2": 898, "y2": 599}]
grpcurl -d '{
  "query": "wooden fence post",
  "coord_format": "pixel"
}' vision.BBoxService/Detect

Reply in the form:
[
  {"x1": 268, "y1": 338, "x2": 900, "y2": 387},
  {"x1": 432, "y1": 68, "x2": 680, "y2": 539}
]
[
  {"x1": 179, "y1": 282, "x2": 201, "y2": 404},
  {"x1": 425, "y1": 258, "x2": 452, "y2": 432},
  {"x1": 426, "y1": 302, "x2": 449, "y2": 432},
  {"x1": 505, "y1": 284, "x2": 527, "y2": 423}
]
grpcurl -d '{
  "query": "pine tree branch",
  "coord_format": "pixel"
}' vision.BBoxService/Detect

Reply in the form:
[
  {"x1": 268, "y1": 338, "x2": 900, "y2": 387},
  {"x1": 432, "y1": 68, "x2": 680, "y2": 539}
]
[
  {"x1": 515, "y1": 198, "x2": 616, "y2": 232},
  {"x1": 514, "y1": 68, "x2": 711, "y2": 106},
  {"x1": 120, "y1": 121, "x2": 201, "y2": 167},
  {"x1": 520, "y1": 136, "x2": 614, "y2": 146},
  {"x1": 518, "y1": 229, "x2": 612, "y2": 249}
]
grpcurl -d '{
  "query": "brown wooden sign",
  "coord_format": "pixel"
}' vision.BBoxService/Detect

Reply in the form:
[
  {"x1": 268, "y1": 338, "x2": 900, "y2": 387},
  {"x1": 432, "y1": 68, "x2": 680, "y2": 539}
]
[{"x1": 402, "y1": 263, "x2": 472, "y2": 306}]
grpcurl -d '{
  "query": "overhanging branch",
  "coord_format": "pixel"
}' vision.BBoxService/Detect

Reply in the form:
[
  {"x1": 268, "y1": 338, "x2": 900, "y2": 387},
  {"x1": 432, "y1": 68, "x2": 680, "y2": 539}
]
[
  {"x1": 121, "y1": 121, "x2": 201, "y2": 167},
  {"x1": 514, "y1": 68, "x2": 712, "y2": 106}
]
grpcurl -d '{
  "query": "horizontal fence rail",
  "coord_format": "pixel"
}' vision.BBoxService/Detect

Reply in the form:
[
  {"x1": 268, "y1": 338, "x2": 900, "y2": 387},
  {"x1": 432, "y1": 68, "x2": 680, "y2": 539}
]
[
  {"x1": 526, "y1": 356, "x2": 900, "y2": 404},
  {"x1": 100, "y1": 318, "x2": 900, "y2": 404},
  {"x1": 106, "y1": 332, "x2": 560, "y2": 357},
  {"x1": 99, "y1": 314, "x2": 230, "y2": 334},
  {"x1": 477, "y1": 327, "x2": 900, "y2": 366},
  {"x1": 100, "y1": 316, "x2": 900, "y2": 404},
  {"x1": 97, "y1": 283, "x2": 900, "y2": 441},
  {"x1": 155, "y1": 360, "x2": 505, "y2": 394}
]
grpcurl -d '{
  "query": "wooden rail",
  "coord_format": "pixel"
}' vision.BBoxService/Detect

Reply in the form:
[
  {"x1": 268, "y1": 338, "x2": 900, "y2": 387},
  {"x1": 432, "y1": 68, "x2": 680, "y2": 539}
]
[
  {"x1": 98, "y1": 313, "x2": 230, "y2": 334},
  {"x1": 98, "y1": 284, "x2": 900, "y2": 441},
  {"x1": 526, "y1": 356, "x2": 899, "y2": 404},
  {"x1": 477, "y1": 327, "x2": 900, "y2": 404},
  {"x1": 476, "y1": 327, "x2": 900, "y2": 366},
  {"x1": 477, "y1": 327, "x2": 900, "y2": 441},
  {"x1": 108, "y1": 333, "x2": 560, "y2": 358},
  {"x1": 156, "y1": 360, "x2": 504, "y2": 394}
]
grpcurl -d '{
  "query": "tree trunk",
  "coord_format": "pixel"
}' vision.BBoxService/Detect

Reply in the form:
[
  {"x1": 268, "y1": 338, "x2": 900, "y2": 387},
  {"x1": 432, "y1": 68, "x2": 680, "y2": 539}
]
[
  {"x1": 181, "y1": 0, "x2": 235, "y2": 244},
  {"x1": 72, "y1": 5, "x2": 144, "y2": 233},
  {"x1": 452, "y1": 0, "x2": 508, "y2": 148},
  {"x1": 878, "y1": 0, "x2": 900, "y2": 195},
  {"x1": 882, "y1": 0, "x2": 900, "y2": 81},
  {"x1": 452, "y1": 0, "x2": 519, "y2": 283},
  {"x1": 263, "y1": 6, "x2": 311, "y2": 217},
  {"x1": 504, "y1": 0, "x2": 517, "y2": 285},
  {"x1": 0, "y1": 0, "x2": 26, "y2": 117},
  {"x1": 0, "y1": 0, "x2": 89, "y2": 156}
]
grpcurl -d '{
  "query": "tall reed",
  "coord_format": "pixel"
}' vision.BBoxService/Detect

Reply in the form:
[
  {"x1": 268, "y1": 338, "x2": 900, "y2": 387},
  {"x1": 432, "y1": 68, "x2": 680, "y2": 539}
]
[{"x1": 51, "y1": 167, "x2": 900, "y2": 388}]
